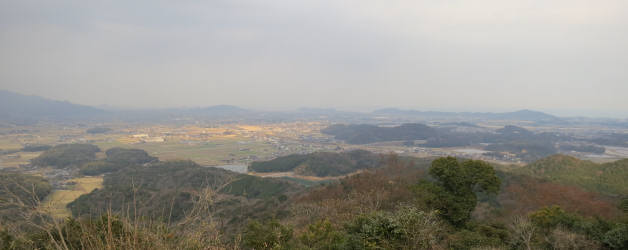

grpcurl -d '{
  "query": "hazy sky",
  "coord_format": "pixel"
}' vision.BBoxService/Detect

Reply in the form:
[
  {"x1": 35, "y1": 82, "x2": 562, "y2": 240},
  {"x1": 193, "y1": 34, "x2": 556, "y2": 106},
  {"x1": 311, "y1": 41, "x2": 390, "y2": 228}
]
[{"x1": 1, "y1": 0, "x2": 627, "y2": 117}]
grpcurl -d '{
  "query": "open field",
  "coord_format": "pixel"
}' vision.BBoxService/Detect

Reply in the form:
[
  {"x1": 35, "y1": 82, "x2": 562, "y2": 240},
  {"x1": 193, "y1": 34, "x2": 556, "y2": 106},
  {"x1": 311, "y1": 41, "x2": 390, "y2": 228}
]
[
  {"x1": 94, "y1": 137, "x2": 276, "y2": 166},
  {"x1": 0, "y1": 152, "x2": 41, "y2": 169},
  {"x1": 40, "y1": 176, "x2": 103, "y2": 219}
]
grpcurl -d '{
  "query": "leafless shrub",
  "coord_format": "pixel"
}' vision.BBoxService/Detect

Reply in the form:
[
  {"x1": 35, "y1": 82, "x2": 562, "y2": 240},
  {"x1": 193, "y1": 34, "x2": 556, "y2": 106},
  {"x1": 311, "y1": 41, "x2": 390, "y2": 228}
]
[{"x1": 508, "y1": 216, "x2": 535, "y2": 250}]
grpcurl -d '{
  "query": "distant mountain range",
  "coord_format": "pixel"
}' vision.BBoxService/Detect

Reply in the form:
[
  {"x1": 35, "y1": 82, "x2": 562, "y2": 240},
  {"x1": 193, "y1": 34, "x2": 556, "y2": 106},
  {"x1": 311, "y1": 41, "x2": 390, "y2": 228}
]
[
  {"x1": 373, "y1": 108, "x2": 565, "y2": 124},
  {"x1": 0, "y1": 90, "x2": 254, "y2": 124},
  {"x1": 1, "y1": 90, "x2": 623, "y2": 125},
  {"x1": 0, "y1": 90, "x2": 105, "y2": 123}
]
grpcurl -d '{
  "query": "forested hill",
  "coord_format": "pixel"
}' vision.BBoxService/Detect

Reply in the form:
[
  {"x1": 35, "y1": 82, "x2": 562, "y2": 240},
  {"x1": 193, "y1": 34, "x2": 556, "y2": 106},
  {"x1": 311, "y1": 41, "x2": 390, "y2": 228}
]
[
  {"x1": 68, "y1": 160, "x2": 300, "y2": 222},
  {"x1": 515, "y1": 154, "x2": 628, "y2": 196},
  {"x1": 322, "y1": 123, "x2": 437, "y2": 144},
  {"x1": 249, "y1": 150, "x2": 382, "y2": 177}
]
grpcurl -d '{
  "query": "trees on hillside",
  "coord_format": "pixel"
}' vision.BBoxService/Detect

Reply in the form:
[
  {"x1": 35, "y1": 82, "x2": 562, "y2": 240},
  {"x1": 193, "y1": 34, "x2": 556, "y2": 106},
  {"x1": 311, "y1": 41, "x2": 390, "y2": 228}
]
[
  {"x1": 415, "y1": 157, "x2": 501, "y2": 226},
  {"x1": 31, "y1": 144, "x2": 100, "y2": 168}
]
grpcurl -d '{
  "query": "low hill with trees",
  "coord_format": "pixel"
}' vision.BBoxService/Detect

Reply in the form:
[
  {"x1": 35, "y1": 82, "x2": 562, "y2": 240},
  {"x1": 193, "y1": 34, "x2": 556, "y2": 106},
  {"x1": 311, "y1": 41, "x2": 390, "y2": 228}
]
[
  {"x1": 514, "y1": 154, "x2": 628, "y2": 196},
  {"x1": 30, "y1": 144, "x2": 101, "y2": 169},
  {"x1": 68, "y1": 160, "x2": 300, "y2": 222},
  {"x1": 324, "y1": 124, "x2": 578, "y2": 162},
  {"x1": 322, "y1": 123, "x2": 437, "y2": 144},
  {"x1": 249, "y1": 150, "x2": 381, "y2": 177},
  {"x1": 2, "y1": 153, "x2": 627, "y2": 249}
]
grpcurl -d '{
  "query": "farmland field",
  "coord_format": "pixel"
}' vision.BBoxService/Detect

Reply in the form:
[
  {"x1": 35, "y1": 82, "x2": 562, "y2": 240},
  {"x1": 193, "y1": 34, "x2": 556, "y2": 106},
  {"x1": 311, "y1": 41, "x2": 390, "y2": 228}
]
[
  {"x1": 40, "y1": 176, "x2": 103, "y2": 219},
  {"x1": 94, "y1": 137, "x2": 276, "y2": 166}
]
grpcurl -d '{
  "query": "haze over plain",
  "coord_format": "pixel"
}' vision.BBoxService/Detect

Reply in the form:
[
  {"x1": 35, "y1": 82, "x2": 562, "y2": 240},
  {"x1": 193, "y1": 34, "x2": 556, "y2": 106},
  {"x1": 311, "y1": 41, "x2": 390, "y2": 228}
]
[{"x1": 1, "y1": 0, "x2": 627, "y2": 117}]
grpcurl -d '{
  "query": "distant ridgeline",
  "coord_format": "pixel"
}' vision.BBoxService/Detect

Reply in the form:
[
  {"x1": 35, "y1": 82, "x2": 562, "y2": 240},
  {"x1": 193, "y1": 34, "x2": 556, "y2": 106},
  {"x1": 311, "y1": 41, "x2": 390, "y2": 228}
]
[
  {"x1": 0, "y1": 90, "x2": 106, "y2": 124},
  {"x1": 322, "y1": 124, "x2": 606, "y2": 162},
  {"x1": 249, "y1": 150, "x2": 382, "y2": 177}
]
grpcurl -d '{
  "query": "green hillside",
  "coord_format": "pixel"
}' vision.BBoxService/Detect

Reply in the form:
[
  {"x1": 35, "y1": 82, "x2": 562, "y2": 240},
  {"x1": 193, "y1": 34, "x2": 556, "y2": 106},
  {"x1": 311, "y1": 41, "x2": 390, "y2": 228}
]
[
  {"x1": 68, "y1": 160, "x2": 300, "y2": 221},
  {"x1": 249, "y1": 150, "x2": 381, "y2": 177},
  {"x1": 31, "y1": 144, "x2": 101, "y2": 169},
  {"x1": 514, "y1": 155, "x2": 628, "y2": 196}
]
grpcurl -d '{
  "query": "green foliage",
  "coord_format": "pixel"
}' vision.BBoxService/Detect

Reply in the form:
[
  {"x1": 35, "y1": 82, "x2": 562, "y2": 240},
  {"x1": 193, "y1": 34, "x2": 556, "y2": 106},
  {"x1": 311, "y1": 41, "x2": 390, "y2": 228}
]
[
  {"x1": 516, "y1": 155, "x2": 628, "y2": 195},
  {"x1": 447, "y1": 229, "x2": 505, "y2": 250},
  {"x1": 621, "y1": 197, "x2": 628, "y2": 213},
  {"x1": 244, "y1": 219, "x2": 293, "y2": 250},
  {"x1": 69, "y1": 160, "x2": 298, "y2": 223},
  {"x1": 31, "y1": 144, "x2": 100, "y2": 168},
  {"x1": 86, "y1": 127, "x2": 112, "y2": 134},
  {"x1": 220, "y1": 175, "x2": 293, "y2": 199},
  {"x1": 529, "y1": 206, "x2": 575, "y2": 230},
  {"x1": 602, "y1": 224, "x2": 628, "y2": 249},
  {"x1": 250, "y1": 150, "x2": 381, "y2": 177},
  {"x1": 299, "y1": 219, "x2": 347, "y2": 249},
  {"x1": 343, "y1": 207, "x2": 443, "y2": 249},
  {"x1": 529, "y1": 206, "x2": 628, "y2": 249},
  {"x1": 21, "y1": 144, "x2": 51, "y2": 152},
  {"x1": 251, "y1": 154, "x2": 308, "y2": 172},
  {"x1": 344, "y1": 211, "x2": 402, "y2": 249},
  {"x1": 416, "y1": 157, "x2": 500, "y2": 226},
  {"x1": 79, "y1": 160, "x2": 119, "y2": 176},
  {"x1": 78, "y1": 148, "x2": 156, "y2": 175},
  {"x1": 0, "y1": 229, "x2": 19, "y2": 250},
  {"x1": 104, "y1": 147, "x2": 157, "y2": 165},
  {"x1": 485, "y1": 141, "x2": 557, "y2": 162},
  {"x1": 322, "y1": 123, "x2": 437, "y2": 145},
  {"x1": 69, "y1": 160, "x2": 232, "y2": 220}
]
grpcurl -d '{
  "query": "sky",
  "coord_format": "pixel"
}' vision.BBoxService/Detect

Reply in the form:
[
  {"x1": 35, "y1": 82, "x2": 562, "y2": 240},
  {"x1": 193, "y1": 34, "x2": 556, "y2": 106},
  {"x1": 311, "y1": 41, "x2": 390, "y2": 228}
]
[{"x1": 1, "y1": 0, "x2": 627, "y2": 117}]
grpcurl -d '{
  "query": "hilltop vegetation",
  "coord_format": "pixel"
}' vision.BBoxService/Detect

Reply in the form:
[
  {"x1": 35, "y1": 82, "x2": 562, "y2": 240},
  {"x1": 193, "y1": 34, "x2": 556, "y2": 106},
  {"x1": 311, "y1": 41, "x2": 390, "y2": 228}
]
[
  {"x1": 2, "y1": 151, "x2": 627, "y2": 249},
  {"x1": 515, "y1": 155, "x2": 628, "y2": 196},
  {"x1": 103, "y1": 147, "x2": 157, "y2": 165},
  {"x1": 27, "y1": 144, "x2": 157, "y2": 176},
  {"x1": 322, "y1": 124, "x2": 437, "y2": 144},
  {"x1": 68, "y1": 160, "x2": 300, "y2": 222},
  {"x1": 249, "y1": 150, "x2": 381, "y2": 177},
  {"x1": 286, "y1": 156, "x2": 627, "y2": 249},
  {"x1": 85, "y1": 127, "x2": 112, "y2": 134},
  {"x1": 31, "y1": 144, "x2": 100, "y2": 169},
  {"x1": 2, "y1": 141, "x2": 627, "y2": 249}
]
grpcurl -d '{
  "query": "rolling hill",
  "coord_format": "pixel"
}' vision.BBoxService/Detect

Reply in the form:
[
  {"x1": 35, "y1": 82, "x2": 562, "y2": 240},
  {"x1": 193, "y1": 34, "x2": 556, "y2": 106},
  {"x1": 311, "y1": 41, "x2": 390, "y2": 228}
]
[
  {"x1": 249, "y1": 150, "x2": 382, "y2": 177},
  {"x1": 514, "y1": 155, "x2": 628, "y2": 196},
  {"x1": 68, "y1": 160, "x2": 300, "y2": 222},
  {"x1": 322, "y1": 123, "x2": 438, "y2": 144}
]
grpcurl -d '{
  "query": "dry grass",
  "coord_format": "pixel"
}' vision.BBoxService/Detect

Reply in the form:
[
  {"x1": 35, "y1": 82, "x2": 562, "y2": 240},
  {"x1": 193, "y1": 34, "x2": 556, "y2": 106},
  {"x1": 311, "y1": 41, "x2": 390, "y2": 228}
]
[
  {"x1": 3, "y1": 177, "x2": 240, "y2": 250},
  {"x1": 40, "y1": 177, "x2": 103, "y2": 219}
]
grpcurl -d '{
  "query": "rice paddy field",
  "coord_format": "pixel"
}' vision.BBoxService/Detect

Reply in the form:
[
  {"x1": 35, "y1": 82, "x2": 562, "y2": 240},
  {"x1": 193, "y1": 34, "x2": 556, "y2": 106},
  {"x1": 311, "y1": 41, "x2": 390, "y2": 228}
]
[
  {"x1": 94, "y1": 138, "x2": 276, "y2": 166},
  {"x1": 40, "y1": 176, "x2": 103, "y2": 219}
]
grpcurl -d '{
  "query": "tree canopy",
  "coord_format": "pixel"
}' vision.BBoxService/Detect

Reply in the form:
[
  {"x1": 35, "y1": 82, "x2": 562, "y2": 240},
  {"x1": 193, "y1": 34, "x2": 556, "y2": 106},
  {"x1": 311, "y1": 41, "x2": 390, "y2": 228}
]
[{"x1": 416, "y1": 157, "x2": 500, "y2": 226}]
